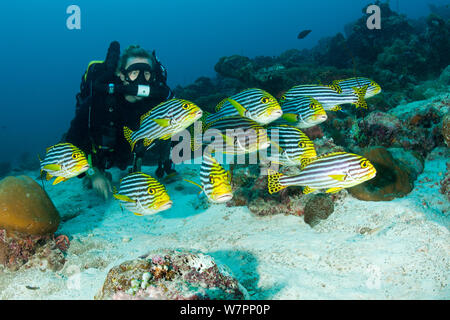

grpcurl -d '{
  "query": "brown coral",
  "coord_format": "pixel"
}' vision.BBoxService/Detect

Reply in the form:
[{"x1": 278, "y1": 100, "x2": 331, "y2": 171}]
[{"x1": 0, "y1": 175, "x2": 60, "y2": 236}]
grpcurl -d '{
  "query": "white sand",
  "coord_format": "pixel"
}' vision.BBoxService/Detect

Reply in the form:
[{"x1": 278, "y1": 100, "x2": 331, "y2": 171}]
[{"x1": 0, "y1": 148, "x2": 448, "y2": 300}]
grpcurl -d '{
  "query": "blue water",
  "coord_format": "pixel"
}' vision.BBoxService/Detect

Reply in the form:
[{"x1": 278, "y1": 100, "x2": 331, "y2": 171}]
[{"x1": 0, "y1": 0, "x2": 447, "y2": 165}]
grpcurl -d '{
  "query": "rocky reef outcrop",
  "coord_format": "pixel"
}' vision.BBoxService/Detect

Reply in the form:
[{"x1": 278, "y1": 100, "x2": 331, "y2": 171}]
[
  {"x1": 96, "y1": 250, "x2": 248, "y2": 300},
  {"x1": 0, "y1": 175, "x2": 67, "y2": 271}
]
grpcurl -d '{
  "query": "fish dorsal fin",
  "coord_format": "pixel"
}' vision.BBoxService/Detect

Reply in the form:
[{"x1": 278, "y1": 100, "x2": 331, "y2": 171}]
[
  {"x1": 319, "y1": 151, "x2": 347, "y2": 159},
  {"x1": 140, "y1": 110, "x2": 152, "y2": 125},
  {"x1": 327, "y1": 84, "x2": 342, "y2": 94},
  {"x1": 227, "y1": 98, "x2": 247, "y2": 117},
  {"x1": 300, "y1": 157, "x2": 315, "y2": 170},
  {"x1": 215, "y1": 98, "x2": 229, "y2": 112}
]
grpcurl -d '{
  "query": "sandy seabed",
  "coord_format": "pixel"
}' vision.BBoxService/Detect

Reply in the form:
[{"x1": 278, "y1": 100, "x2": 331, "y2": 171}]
[{"x1": 0, "y1": 147, "x2": 448, "y2": 300}]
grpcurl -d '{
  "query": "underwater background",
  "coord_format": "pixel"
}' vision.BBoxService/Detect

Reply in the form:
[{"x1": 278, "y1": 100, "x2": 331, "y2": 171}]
[
  {"x1": 0, "y1": 0, "x2": 449, "y2": 300},
  {"x1": 0, "y1": 0, "x2": 448, "y2": 166}
]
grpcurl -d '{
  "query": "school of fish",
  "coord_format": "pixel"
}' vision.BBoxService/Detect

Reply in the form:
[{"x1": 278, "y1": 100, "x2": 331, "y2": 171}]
[{"x1": 39, "y1": 77, "x2": 381, "y2": 216}]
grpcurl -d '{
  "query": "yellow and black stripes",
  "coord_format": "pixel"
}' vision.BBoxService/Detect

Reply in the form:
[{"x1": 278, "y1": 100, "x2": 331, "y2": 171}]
[
  {"x1": 39, "y1": 142, "x2": 89, "y2": 184},
  {"x1": 277, "y1": 96, "x2": 327, "y2": 129},
  {"x1": 124, "y1": 98, "x2": 202, "y2": 151},
  {"x1": 267, "y1": 152, "x2": 376, "y2": 194},
  {"x1": 114, "y1": 172, "x2": 172, "y2": 215},
  {"x1": 265, "y1": 125, "x2": 316, "y2": 166},
  {"x1": 206, "y1": 88, "x2": 282, "y2": 125}
]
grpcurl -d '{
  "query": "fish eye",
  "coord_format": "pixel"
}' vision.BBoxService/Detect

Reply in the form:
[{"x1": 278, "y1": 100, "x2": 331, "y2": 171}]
[
  {"x1": 209, "y1": 176, "x2": 215, "y2": 184},
  {"x1": 309, "y1": 103, "x2": 317, "y2": 110},
  {"x1": 148, "y1": 187, "x2": 156, "y2": 195},
  {"x1": 72, "y1": 153, "x2": 79, "y2": 159},
  {"x1": 280, "y1": 95, "x2": 286, "y2": 101},
  {"x1": 360, "y1": 160, "x2": 369, "y2": 168},
  {"x1": 182, "y1": 103, "x2": 190, "y2": 109},
  {"x1": 298, "y1": 142, "x2": 306, "y2": 148},
  {"x1": 261, "y1": 97, "x2": 270, "y2": 104}
]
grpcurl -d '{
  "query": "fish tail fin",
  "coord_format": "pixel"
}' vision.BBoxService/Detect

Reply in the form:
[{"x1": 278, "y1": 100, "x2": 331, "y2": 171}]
[
  {"x1": 123, "y1": 127, "x2": 136, "y2": 151},
  {"x1": 353, "y1": 85, "x2": 368, "y2": 109},
  {"x1": 267, "y1": 169, "x2": 287, "y2": 194}
]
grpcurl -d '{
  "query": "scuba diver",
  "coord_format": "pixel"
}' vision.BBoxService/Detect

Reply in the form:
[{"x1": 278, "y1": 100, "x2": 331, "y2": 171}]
[{"x1": 64, "y1": 41, "x2": 177, "y2": 199}]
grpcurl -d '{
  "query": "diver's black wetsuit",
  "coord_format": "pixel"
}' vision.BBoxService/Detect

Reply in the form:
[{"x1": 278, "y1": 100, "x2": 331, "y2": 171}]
[{"x1": 65, "y1": 75, "x2": 174, "y2": 172}]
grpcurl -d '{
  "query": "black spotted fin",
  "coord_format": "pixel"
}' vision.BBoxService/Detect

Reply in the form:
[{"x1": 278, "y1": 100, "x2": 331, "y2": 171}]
[
  {"x1": 267, "y1": 169, "x2": 288, "y2": 194},
  {"x1": 353, "y1": 85, "x2": 369, "y2": 109}
]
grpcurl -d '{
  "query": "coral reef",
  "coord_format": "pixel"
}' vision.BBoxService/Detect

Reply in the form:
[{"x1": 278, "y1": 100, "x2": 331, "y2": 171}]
[
  {"x1": 348, "y1": 147, "x2": 417, "y2": 201},
  {"x1": 0, "y1": 229, "x2": 67, "y2": 271},
  {"x1": 96, "y1": 250, "x2": 248, "y2": 300},
  {"x1": 303, "y1": 194, "x2": 335, "y2": 227},
  {"x1": 442, "y1": 113, "x2": 450, "y2": 147},
  {"x1": 440, "y1": 162, "x2": 450, "y2": 202},
  {"x1": 0, "y1": 175, "x2": 60, "y2": 236}
]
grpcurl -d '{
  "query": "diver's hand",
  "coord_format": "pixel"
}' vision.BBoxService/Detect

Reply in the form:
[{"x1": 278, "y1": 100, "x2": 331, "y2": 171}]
[{"x1": 90, "y1": 169, "x2": 113, "y2": 200}]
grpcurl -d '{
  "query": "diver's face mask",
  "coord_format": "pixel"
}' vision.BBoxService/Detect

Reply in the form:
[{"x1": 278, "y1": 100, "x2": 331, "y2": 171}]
[
  {"x1": 124, "y1": 63, "x2": 152, "y2": 85},
  {"x1": 121, "y1": 62, "x2": 153, "y2": 98}
]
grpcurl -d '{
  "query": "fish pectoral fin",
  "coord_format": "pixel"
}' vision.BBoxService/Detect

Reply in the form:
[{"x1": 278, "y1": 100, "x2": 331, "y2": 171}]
[
  {"x1": 152, "y1": 118, "x2": 171, "y2": 127},
  {"x1": 227, "y1": 98, "x2": 247, "y2": 117},
  {"x1": 329, "y1": 174, "x2": 347, "y2": 181},
  {"x1": 183, "y1": 179, "x2": 203, "y2": 191},
  {"x1": 282, "y1": 113, "x2": 298, "y2": 122},
  {"x1": 52, "y1": 176, "x2": 67, "y2": 185},
  {"x1": 43, "y1": 164, "x2": 62, "y2": 171},
  {"x1": 302, "y1": 186, "x2": 316, "y2": 194},
  {"x1": 326, "y1": 187, "x2": 343, "y2": 193},
  {"x1": 113, "y1": 194, "x2": 136, "y2": 203},
  {"x1": 45, "y1": 172, "x2": 53, "y2": 181},
  {"x1": 133, "y1": 212, "x2": 144, "y2": 216}
]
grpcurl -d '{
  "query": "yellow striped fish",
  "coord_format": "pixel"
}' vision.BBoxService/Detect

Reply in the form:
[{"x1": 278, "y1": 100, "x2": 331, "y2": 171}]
[
  {"x1": 264, "y1": 125, "x2": 316, "y2": 166},
  {"x1": 281, "y1": 84, "x2": 368, "y2": 110},
  {"x1": 332, "y1": 77, "x2": 381, "y2": 98},
  {"x1": 124, "y1": 98, "x2": 203, "y2": 151},
  {"x1": 268, "y1": 152, "x2": 376, "y2": 194},
  {"x1": 39, "y1": 143, "x2": 90, "y2": 185},
  {"x1": 192, "y1": 116, "x2": 271, "y2": 155},
  {"x1": 276, "y1": 96, "x2": 327, "y2": 128},
  {"x1": 184, "y1": 153, "x2": 233, "y2": 203},
  {"x1": 206, "y1": 88, "x2": 282, "y2": 125},
  {"x1": 113, "y1": 172, "x2": 172, "y2": 216}
]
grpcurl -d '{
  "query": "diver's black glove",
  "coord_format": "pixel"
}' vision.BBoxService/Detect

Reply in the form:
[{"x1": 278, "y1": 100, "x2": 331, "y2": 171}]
[{"x1": 104, "y1": 41, "x2": 120, "y2": 75}]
